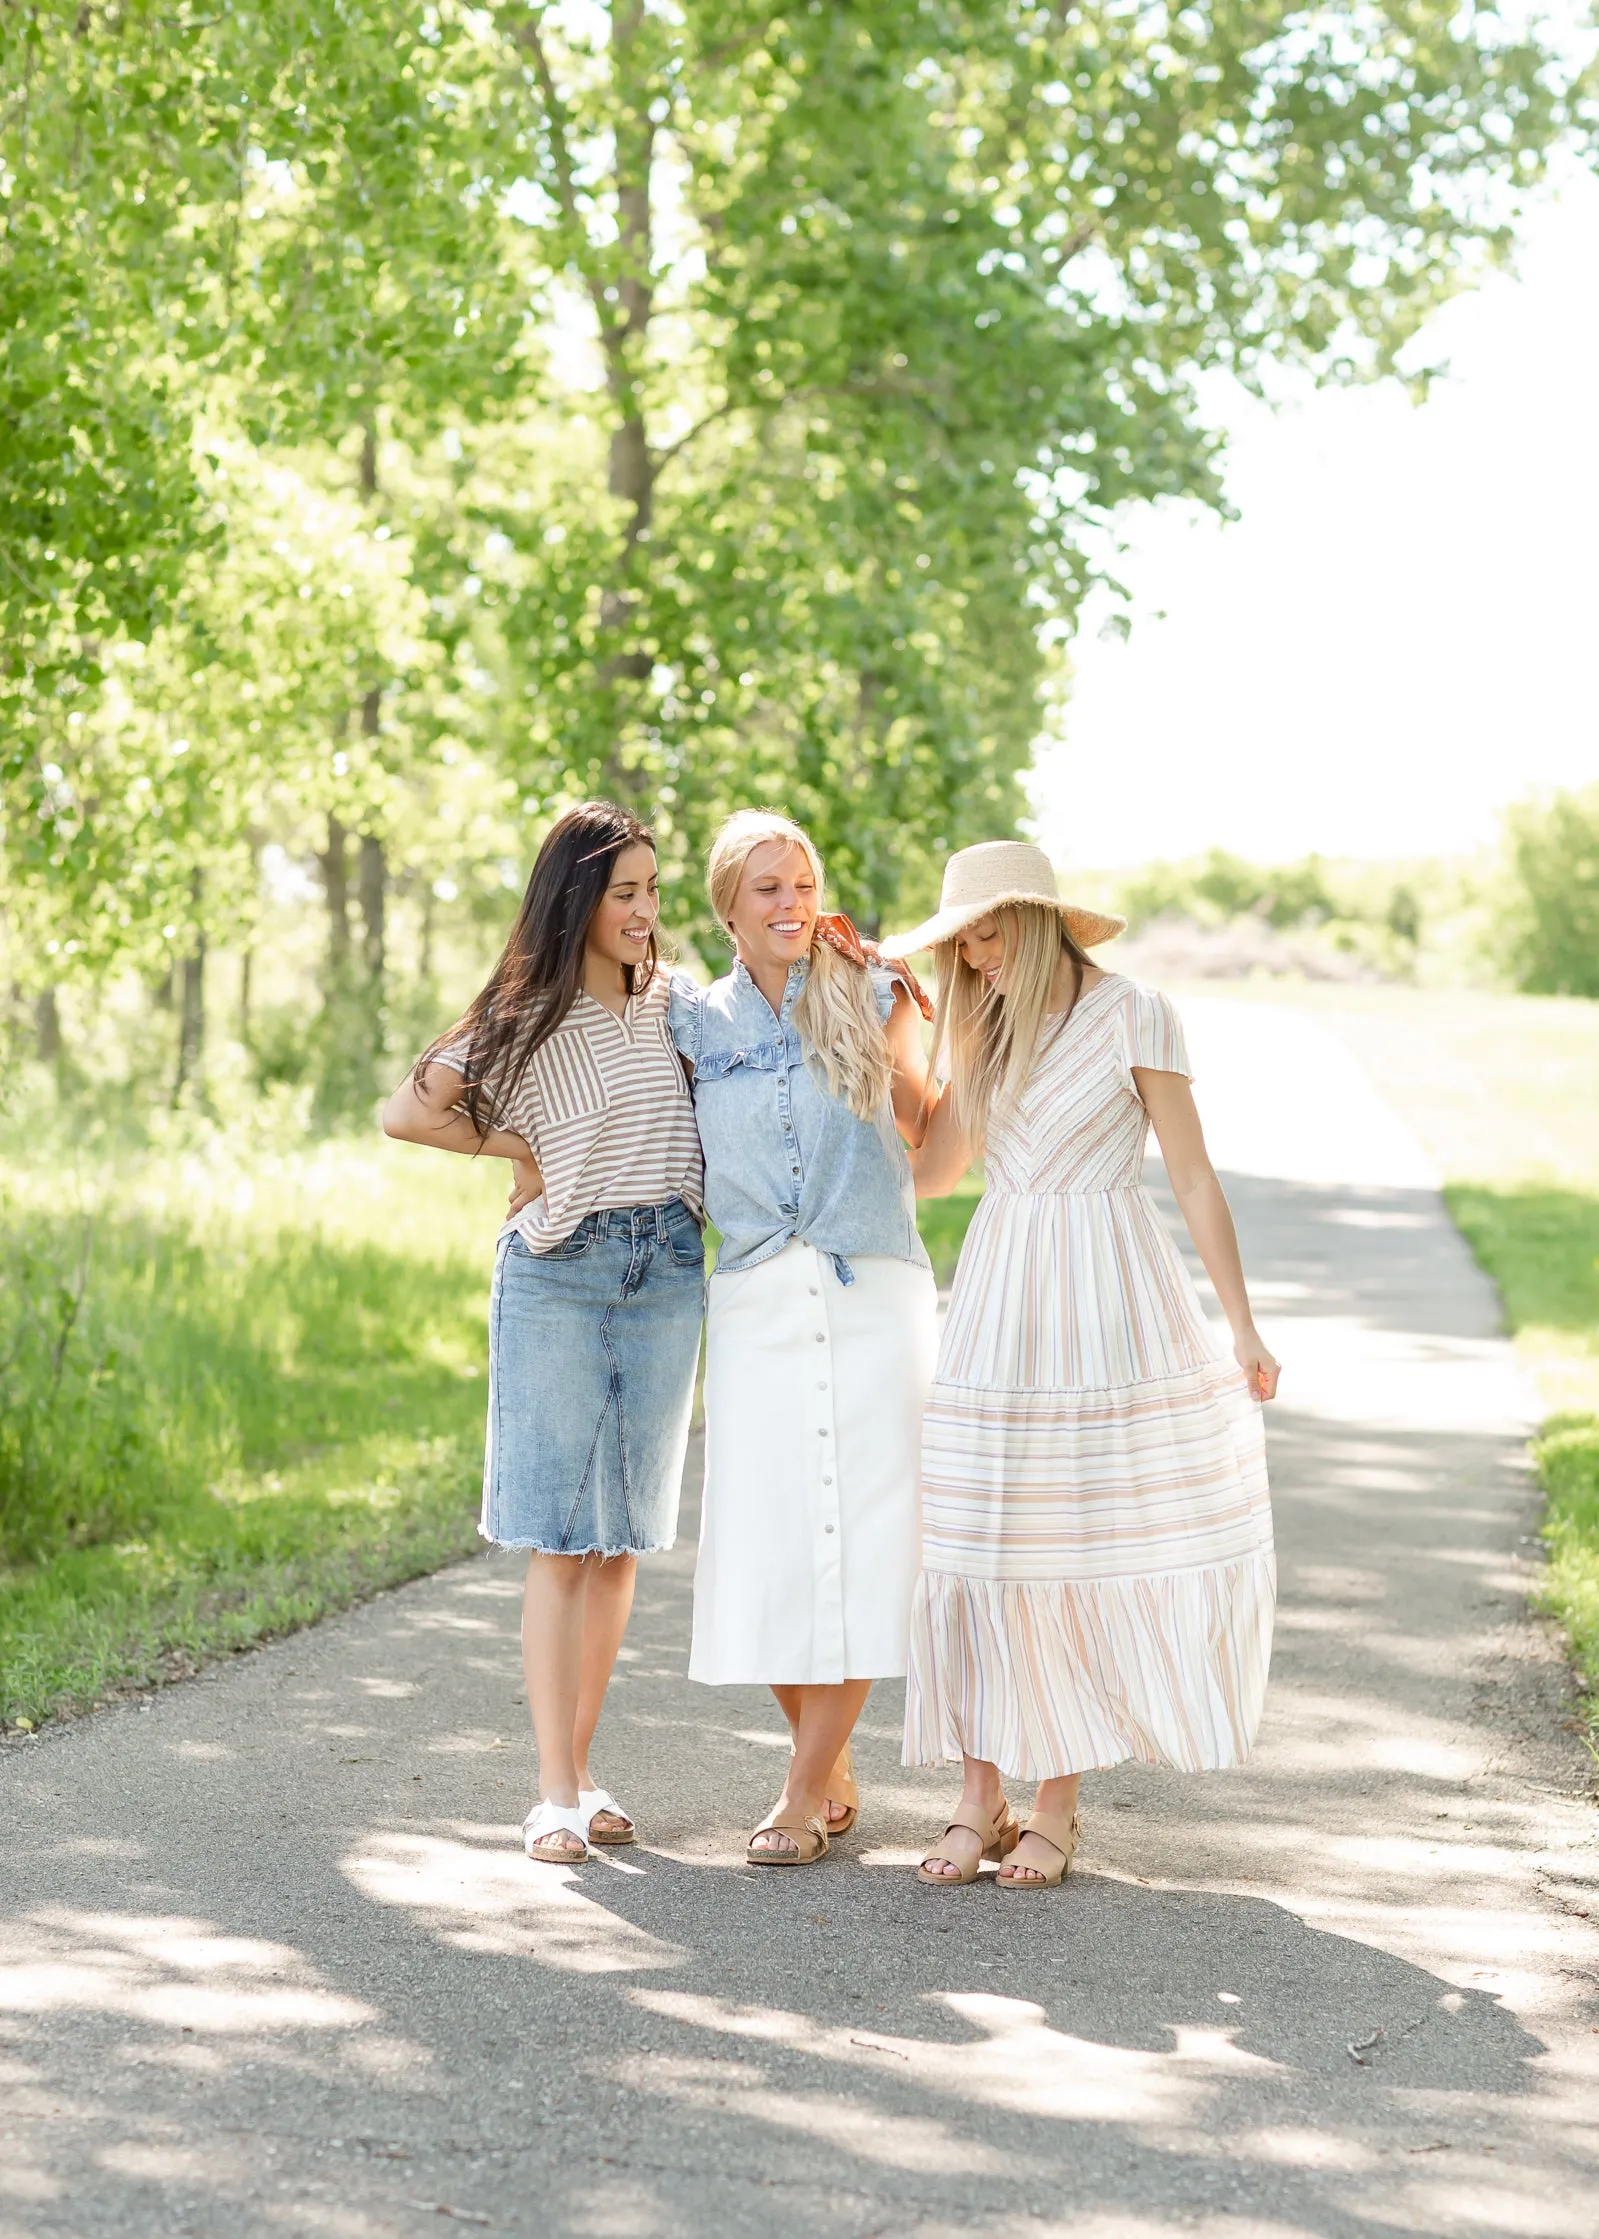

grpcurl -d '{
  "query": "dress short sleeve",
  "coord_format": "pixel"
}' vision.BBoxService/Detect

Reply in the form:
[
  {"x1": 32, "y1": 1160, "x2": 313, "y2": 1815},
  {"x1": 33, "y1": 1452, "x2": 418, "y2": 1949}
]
[
  {"x1": 1124, "y1": 983, "x2": 1192, "y2": 1080},
  {"x1": 865, "y1": 963, "x2": 897, "y2": 1026},
  {"x1": 667, "y1": 972, "x2": 703, "y2": 1064}
]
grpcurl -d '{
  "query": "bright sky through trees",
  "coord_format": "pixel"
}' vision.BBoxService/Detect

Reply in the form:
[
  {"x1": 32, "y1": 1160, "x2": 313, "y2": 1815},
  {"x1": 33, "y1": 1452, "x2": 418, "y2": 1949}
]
[{"x1": 1033, "y1": 164, "x2": 1599, "y2": 871}]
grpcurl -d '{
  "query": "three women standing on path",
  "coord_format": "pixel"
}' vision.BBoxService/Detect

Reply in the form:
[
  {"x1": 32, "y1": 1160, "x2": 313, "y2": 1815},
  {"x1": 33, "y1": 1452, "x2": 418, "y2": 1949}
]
[{"x1": 388, "y1": 806, "x2": 1278, "y2": 1883}]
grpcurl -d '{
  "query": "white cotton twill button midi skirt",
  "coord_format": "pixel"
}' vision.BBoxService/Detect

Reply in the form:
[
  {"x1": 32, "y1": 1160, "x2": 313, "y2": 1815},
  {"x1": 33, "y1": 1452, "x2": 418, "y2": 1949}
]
[{"x1": 691, "y1": 1239, "x2": 939, "y2": 1686}]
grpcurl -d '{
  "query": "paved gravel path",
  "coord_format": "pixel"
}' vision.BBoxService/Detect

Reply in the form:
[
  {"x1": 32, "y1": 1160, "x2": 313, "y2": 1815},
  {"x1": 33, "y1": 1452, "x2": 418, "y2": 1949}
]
[{"x1": 5, "y1": 999, "x2": 1598, "y2": 2239}]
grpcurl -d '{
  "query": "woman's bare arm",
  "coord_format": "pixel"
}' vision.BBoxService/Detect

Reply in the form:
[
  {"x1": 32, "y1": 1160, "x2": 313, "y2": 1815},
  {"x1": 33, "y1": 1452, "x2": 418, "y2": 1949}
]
[
  {"x1": 382, "y1": 1065, "x2": 543, "y2": 1215},
  {"x1": 1135, "y1": 1067, "x2": 1280, "y2": 1400},
  {"x1": 885, "y1": 983, "x2": 934, "y2": 1144},
  {"x1": 905, "y1": 1080, "x2": 972, "y2": 1199}
]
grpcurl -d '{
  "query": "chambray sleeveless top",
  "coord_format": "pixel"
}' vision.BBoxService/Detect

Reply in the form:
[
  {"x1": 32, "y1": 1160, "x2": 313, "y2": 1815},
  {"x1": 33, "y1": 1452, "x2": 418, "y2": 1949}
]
[{"x1": 668, "y1": 958, "x2": 928, "y2": 1286}]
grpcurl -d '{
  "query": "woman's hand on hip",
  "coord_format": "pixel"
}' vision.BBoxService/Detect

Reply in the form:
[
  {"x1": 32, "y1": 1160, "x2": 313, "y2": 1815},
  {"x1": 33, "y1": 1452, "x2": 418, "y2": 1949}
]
[
  {"x1": 1233, "y1": 1329, "x2": 1280, "y2": 1402},
  {"x1": 507, "y1": 1154, "x2": 544, "y2": 1219}
]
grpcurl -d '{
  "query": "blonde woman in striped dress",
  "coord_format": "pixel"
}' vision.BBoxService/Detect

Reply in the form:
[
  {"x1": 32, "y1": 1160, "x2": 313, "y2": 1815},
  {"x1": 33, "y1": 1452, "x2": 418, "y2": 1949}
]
[{"x1": 881, "y1": 842, "x2": 1279, "y2": 1890}]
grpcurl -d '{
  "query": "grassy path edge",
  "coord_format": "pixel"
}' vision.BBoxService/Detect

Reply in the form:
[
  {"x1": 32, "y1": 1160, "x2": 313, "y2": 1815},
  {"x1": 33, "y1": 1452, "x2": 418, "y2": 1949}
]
[
  {"x1": 1444, "y1": 1181, "x2": 1599, "y2": 1744},
  {"x1": 1, "y1": 1441, "x2": 484, "y2": 1735}
]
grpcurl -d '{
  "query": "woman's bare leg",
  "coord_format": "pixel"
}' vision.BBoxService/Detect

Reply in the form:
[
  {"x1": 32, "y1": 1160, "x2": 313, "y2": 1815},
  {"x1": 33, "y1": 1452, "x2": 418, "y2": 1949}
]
[
  {"x1": 750, "y1": 1681, "x2": 871, "y2": 1857},
  {"x1": 522, "y1": 1553, "x2": 591, "y2": 1858},
  {"x1": 572, "y1": 1553, "x2": 637, "y2": 1835},
  {"x1": 770, "y1": 1682, "x2": 855, "y2": 1828}
]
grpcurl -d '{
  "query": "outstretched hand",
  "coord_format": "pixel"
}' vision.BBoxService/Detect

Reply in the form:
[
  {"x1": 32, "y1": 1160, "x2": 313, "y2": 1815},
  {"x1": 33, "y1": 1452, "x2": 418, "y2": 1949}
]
[{"x1": 1234, "y1": 1330, "x2": 1280, "y2": 1402}]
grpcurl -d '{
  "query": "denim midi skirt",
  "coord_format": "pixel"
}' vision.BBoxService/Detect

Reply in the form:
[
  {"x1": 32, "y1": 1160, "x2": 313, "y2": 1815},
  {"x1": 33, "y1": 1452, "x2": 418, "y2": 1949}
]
[{"x1": 482, "y1": 1198, "x2": 705, "y2": 1555}]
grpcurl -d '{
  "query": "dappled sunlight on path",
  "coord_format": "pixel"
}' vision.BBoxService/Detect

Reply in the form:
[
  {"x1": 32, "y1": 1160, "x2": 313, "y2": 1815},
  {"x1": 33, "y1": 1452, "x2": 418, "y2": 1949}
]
[
  {"x1": 342, "y1": 1828, "x2": 684, "y2": 1973},
  {"x1": 3, "y1": 997, "x2": 1598, "y2": 2235}
]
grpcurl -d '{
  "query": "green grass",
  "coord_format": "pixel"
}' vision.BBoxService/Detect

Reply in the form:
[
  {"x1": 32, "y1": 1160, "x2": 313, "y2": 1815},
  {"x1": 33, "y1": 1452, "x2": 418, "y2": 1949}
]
[
  {"x1": 1446, "y1": 1180, "x2": 1599, "y2": 1707},
  {"x1": 0, "y1": 1099, "x2": 988, "y2": 1734},
  {"x1": 0, "y1": 1128, "x2": 506, "y2": 1732}
]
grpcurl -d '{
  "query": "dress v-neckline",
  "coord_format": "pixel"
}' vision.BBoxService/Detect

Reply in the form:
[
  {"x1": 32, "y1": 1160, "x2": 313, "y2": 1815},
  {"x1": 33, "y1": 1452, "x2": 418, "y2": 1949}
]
[{"x1": 1041, "y1": 970, "x2": 1120, "y2": 1049}]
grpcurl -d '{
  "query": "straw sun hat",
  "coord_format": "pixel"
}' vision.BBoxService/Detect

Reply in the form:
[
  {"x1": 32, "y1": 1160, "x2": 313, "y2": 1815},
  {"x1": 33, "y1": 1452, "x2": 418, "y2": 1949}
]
[{"x1": 879, "y1": 840, "x2": 1126, "y2": 958}]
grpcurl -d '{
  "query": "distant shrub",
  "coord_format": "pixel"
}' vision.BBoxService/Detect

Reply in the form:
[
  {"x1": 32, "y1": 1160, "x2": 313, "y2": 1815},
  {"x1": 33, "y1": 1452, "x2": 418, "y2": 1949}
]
[
  {"x1": 1120, "y1": 849, "x2": 1342, "y2": 934},
  {"x1": 1505, "y1": 786, "x2": 1599, "y2": 999}
]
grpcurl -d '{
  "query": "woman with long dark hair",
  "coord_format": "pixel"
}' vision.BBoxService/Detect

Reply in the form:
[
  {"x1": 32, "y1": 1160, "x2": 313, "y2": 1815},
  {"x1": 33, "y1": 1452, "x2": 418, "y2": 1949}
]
[{"x1": 383, "y1": 801, "x2": 705, "y2": 1866}]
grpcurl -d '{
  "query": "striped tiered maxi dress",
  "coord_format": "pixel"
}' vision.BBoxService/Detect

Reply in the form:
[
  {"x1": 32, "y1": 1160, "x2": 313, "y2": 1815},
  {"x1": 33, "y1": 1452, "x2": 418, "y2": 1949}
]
[{"x1": 903, "y1": 974, "x2": 1275, "y2": 1778}]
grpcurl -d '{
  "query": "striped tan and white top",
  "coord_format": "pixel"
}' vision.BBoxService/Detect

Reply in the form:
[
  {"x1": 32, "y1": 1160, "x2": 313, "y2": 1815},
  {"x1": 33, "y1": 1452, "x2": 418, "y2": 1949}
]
[
  {"x1": 434, "y1": 969, "x2": 703, "y2": 1254},
  {"x1": 903, "y1": 972, "x2": 1275, "y2": 1780}
]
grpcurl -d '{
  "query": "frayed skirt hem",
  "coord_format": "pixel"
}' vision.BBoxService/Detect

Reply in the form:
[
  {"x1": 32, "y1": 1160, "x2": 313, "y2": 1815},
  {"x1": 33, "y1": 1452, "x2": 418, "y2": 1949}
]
[{"x1": 477, "y1": 1526, "x2": 675, "y2": 1558}]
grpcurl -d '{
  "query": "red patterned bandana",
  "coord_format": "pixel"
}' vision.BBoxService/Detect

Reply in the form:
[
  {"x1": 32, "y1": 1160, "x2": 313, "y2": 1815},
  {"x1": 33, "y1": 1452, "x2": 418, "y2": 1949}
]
[{"x1": 813, "y1": 913, "x2": 934, "y2": 1023}]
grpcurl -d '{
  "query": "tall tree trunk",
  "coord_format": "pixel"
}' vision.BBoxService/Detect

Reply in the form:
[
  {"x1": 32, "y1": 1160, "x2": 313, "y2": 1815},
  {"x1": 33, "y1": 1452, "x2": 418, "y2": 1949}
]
[
  {"x1": 238, "y1": 949, "x2": 253, "y2": 1046},
  {"x1": 358, "y1": 832, "x2": 385, "y2": 984},
  {"x1": 319, "y1": 814, "x2": 351, "y2": 977},
  {"x1": 173, "y1": 875, "x2": 206, "y2": 1102},
  {"x1": 34, "y1": 986, "x2": 60, "y2": 1062},
  {"x1": 523, "y1": 1, "x2": 658, "y2": 791},
  {"x1": 596, "y1": 15, "x2": 658, "y2": 734},
  {"x1": 354, "y1": 437, "x2": 387, "y2": 989}
]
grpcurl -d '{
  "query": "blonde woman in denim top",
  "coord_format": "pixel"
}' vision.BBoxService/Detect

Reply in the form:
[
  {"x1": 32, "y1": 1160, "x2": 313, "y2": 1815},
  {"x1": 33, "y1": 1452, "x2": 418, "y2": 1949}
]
[{"x1": 670, "y1": 811, "x2": 936, "y2": 1865}]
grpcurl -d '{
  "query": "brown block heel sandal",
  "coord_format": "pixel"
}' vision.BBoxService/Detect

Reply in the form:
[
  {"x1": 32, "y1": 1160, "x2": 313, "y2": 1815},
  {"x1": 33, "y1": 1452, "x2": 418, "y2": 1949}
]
[
  {"x1": 917, "y1": 1799, "x2": 1020, "y2": 1886},
  {"x1": 747, "y1": 1809, "x2": 829, "y2": 1866},
  {"x1": 998, "y1": 1808, "x2": 1080, "y2": 1890}
]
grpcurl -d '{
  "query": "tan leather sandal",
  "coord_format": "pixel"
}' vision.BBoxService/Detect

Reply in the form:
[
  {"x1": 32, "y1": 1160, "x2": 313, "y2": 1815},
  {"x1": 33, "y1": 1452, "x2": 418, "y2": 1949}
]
[
  {"x1": 997, "y1": 1807, "x2": 1080, "y2": 1890},
  {"x1": 917, "y1": 1798, "x2": 1020, "y2": 1886},
  {"x1": 747, "y1": 1807, "x2": 829, "y2": 1866}
]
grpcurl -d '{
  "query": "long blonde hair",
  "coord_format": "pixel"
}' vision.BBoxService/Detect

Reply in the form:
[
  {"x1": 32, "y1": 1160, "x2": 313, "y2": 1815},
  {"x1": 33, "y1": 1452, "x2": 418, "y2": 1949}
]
[
  {"x1": 930, "y1": 904, "x2": 1094, "y2": 1150},
  {"x1": 707, "y1": 811, "x2": 893, "y2": 1124}
]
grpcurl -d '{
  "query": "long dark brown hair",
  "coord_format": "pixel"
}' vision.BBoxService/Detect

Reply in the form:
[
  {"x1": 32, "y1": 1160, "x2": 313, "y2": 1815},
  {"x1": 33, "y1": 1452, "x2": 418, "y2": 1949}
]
[{"x1": 417, "y1": 799, "x2": 657, "y2": 1138}]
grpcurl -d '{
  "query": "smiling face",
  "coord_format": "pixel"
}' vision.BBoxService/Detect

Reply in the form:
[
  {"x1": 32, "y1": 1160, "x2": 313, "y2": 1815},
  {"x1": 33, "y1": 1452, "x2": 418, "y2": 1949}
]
[
  {"x1": 956, "y1": 912, "x2": 1011, "y2": 996},
  {"x1": 584, "y1": 841, "x2": 660, "y2": 983},
  {"x1": 725, "y1": 837, "x2": 819, "y2": 975}
]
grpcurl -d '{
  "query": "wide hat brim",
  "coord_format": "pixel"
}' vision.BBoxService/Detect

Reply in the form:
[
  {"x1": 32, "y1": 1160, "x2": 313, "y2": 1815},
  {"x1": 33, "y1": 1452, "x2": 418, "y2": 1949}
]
[{"x1": 880, "y1": 892, "x2": 1126, "y2": 959}]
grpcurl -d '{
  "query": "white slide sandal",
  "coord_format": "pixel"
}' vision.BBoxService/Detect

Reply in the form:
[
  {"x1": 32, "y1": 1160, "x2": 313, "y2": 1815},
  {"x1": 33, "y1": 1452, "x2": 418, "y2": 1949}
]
[
  {"x1": 579, "y1": 1787, "x2": 637, "y2": 1846},
  {"x1": 522, "y1": 1801, "x2": 592, "y2": 1864}
]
